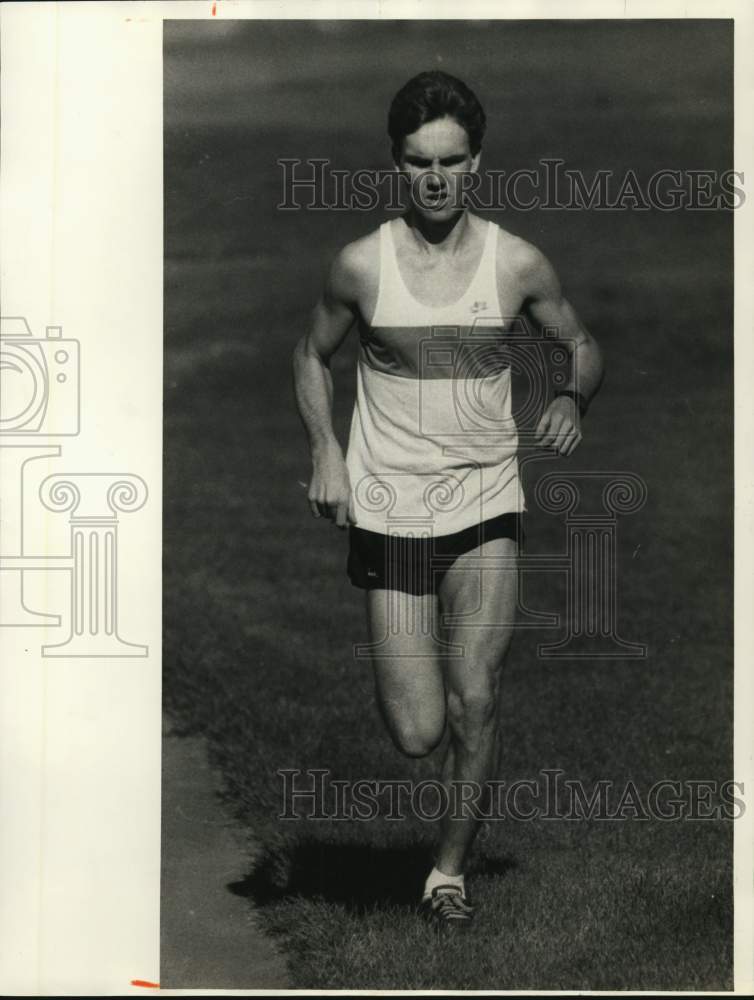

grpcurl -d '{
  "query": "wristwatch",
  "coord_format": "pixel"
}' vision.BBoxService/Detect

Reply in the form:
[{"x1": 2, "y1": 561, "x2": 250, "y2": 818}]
[{"x1": 554, "y1": 389, "x2": 588, "y2": 419}]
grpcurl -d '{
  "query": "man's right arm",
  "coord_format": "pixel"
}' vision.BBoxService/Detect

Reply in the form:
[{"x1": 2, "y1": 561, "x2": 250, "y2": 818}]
[{"x1": 293, "y1": 247, "x2": 361, "y2": 529}]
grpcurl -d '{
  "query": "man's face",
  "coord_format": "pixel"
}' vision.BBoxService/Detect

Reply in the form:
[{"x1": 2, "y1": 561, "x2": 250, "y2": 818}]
[{"x1": 398, "y1": 116, "x2": 480, "y2": 222}]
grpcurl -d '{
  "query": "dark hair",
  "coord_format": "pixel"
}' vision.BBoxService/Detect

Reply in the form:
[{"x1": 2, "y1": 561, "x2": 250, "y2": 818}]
[{"x1": 387, "y1": 70, "x2": 486, "y2": 162}]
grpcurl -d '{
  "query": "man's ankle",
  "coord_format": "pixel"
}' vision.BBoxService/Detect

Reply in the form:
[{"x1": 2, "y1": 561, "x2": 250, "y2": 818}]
[{"x1": 423, "y1": 865, "x2": 465, "y2": 900}]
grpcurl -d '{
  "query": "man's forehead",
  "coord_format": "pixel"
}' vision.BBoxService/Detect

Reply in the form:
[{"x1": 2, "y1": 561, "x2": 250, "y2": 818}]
[{"x1": 402, "y1": 116, "x2": 471, "y2": 156}]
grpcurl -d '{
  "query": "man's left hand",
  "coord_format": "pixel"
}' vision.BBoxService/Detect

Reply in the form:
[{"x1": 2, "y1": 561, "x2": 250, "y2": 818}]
[{"x1": 535, "y1": 397, "x2": 582, "y2": 456}]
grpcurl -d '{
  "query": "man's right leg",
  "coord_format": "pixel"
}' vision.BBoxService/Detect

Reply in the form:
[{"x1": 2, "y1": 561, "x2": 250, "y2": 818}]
[
  {"x1": 365, "y1": 587, "x2": 479, "y2": 930},
  {"x1": 365, "y1": 588, "x2": 445, "y2": 759}
]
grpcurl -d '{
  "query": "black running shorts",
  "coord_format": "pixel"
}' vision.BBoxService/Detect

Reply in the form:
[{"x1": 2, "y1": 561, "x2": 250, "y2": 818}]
[{"x1": 347, "y1": 512, "x2": 524, "y2": 596}]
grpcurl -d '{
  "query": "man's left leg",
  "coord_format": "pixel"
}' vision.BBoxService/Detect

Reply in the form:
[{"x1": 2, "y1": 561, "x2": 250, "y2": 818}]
[{"x1": 424, "y1": 537, "x2": 517, "y2": 918}]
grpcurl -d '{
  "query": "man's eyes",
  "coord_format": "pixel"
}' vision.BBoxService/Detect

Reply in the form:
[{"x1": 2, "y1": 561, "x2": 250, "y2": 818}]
[{"x1": 405, "y1": 157, "x2": 467, "y2": 167}]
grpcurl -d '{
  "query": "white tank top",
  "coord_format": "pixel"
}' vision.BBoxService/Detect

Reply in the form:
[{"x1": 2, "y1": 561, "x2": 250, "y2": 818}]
[
  {"x1": 373, "y1": 216, "x2": 499, "y2": 328},
  {"x1": 346, "y1": 218, "x2": 525, "y2": 537}
]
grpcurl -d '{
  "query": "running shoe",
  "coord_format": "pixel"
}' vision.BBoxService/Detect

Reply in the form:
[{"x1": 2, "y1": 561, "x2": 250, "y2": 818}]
[{"x1": 419, "y1": 884, "x2": 474, "y2": 932}]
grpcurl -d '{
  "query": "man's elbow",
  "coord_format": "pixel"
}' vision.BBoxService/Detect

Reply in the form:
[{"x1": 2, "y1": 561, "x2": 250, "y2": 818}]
[
  {"x1": 292, "y1": 336, "x2": 311, "y2": 389},
  {"x1": 293, "y1": 333, "x2": 328, "y2": 376},
  {"x1": 293, "y1": 334, "x2": 308, "y2": 365},
  {"x1": 589, "y1": 336, "x2": 606, "y2": 389},
  {"x1": 293, "y1": 332, "x2": 318, "y2": 366}
]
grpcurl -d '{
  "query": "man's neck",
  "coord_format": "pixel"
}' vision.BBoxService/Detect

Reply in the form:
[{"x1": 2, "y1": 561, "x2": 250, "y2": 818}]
[{"x1": 400, "y1": 208, "x2": 473, "y2": 253}]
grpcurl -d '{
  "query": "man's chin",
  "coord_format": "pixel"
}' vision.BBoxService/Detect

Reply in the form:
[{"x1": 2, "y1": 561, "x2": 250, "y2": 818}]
[{"x1": 413, "y1": 200, "x2": 464, "y2": 222}]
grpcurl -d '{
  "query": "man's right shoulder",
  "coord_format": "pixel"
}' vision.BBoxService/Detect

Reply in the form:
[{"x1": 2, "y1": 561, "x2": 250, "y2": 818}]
[{"x1": 326, "y1": 227, "x2": 381, "y2": 304}]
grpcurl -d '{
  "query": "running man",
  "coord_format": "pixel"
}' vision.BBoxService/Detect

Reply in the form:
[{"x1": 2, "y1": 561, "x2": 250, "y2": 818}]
[{"x1": 293, "y1": 71, "x2": 604, "y2": 931}]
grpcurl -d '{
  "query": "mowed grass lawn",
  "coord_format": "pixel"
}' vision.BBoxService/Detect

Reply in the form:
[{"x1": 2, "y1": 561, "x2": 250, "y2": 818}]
[{"x1": 163, "y1": 20, "x2": 733, "y2": 990}]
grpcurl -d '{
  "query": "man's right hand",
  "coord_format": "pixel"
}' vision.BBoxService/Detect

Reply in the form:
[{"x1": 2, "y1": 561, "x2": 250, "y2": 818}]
[{"x1": 308, "y1": 443, "x2": 356, "y2": 529}]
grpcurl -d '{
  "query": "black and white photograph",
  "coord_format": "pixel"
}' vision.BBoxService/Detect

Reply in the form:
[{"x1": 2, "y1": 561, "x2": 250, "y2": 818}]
[
  {"x1": 162, "y1": 12, "x2": 737, "y2": 992},
  {"x1": 1, "y1": 1, "x2": 752, "y2": 995}
]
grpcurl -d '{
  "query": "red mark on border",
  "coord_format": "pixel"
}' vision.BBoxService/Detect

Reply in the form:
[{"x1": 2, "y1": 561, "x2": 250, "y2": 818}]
[
  {"x1": 131, "y1": 980, "x2": 159, "y2": 989},
  {"x1": 211, "y1": 1, "x2": 217, "y2": 14}
]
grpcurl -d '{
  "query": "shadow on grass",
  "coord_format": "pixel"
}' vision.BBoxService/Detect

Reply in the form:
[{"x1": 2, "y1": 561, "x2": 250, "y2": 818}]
[{"x1": 228, "y1": 836, "x2": 516, "y2": 914}]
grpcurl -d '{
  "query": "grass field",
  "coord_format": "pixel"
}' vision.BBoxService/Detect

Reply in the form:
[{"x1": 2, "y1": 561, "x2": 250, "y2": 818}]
[{"x1": 163, "y1": 20, "x2": 734, "y2": 990}]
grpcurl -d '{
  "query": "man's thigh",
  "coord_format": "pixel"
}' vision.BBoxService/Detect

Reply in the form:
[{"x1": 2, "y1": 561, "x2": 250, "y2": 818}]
[
  {"x1": 438, "y1": 537, "x2": 519, "y2": 690},
  {"x1": 365, "y1": 588, "x2": 446, "y2": 746}
]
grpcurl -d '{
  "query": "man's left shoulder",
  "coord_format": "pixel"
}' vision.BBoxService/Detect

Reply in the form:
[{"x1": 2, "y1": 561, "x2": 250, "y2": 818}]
[
  {"x1": 493, "y1": 225, "x2": 549, "y2": 273},
  {"x1": 493, "y1": 226, "x2": 559, "y2": 295}
]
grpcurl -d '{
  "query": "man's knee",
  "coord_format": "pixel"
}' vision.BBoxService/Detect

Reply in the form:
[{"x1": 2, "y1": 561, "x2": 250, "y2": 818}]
[
  {"x1": 390, "y1": 719, "x2": 445, "y2": 758},
  {"x1": 447, "y1": 679, "x2": 499, "y2": 742}
]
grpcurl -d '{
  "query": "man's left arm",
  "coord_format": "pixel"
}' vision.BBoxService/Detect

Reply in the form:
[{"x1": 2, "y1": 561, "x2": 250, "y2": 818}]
[{"x1": 521, "y1": 248, "x2": 604, "y2": 457}]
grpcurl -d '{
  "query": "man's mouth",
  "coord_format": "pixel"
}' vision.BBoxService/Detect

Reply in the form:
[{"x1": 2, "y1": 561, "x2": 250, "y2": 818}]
[{"x1": 423, "y1": 189, "x2": 448, "y2": 207}]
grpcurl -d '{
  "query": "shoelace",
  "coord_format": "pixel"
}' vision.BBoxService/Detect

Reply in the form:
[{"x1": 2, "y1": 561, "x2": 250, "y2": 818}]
[{"x1": 430, "y1": 885, "x2": 474, "y2": 920}]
